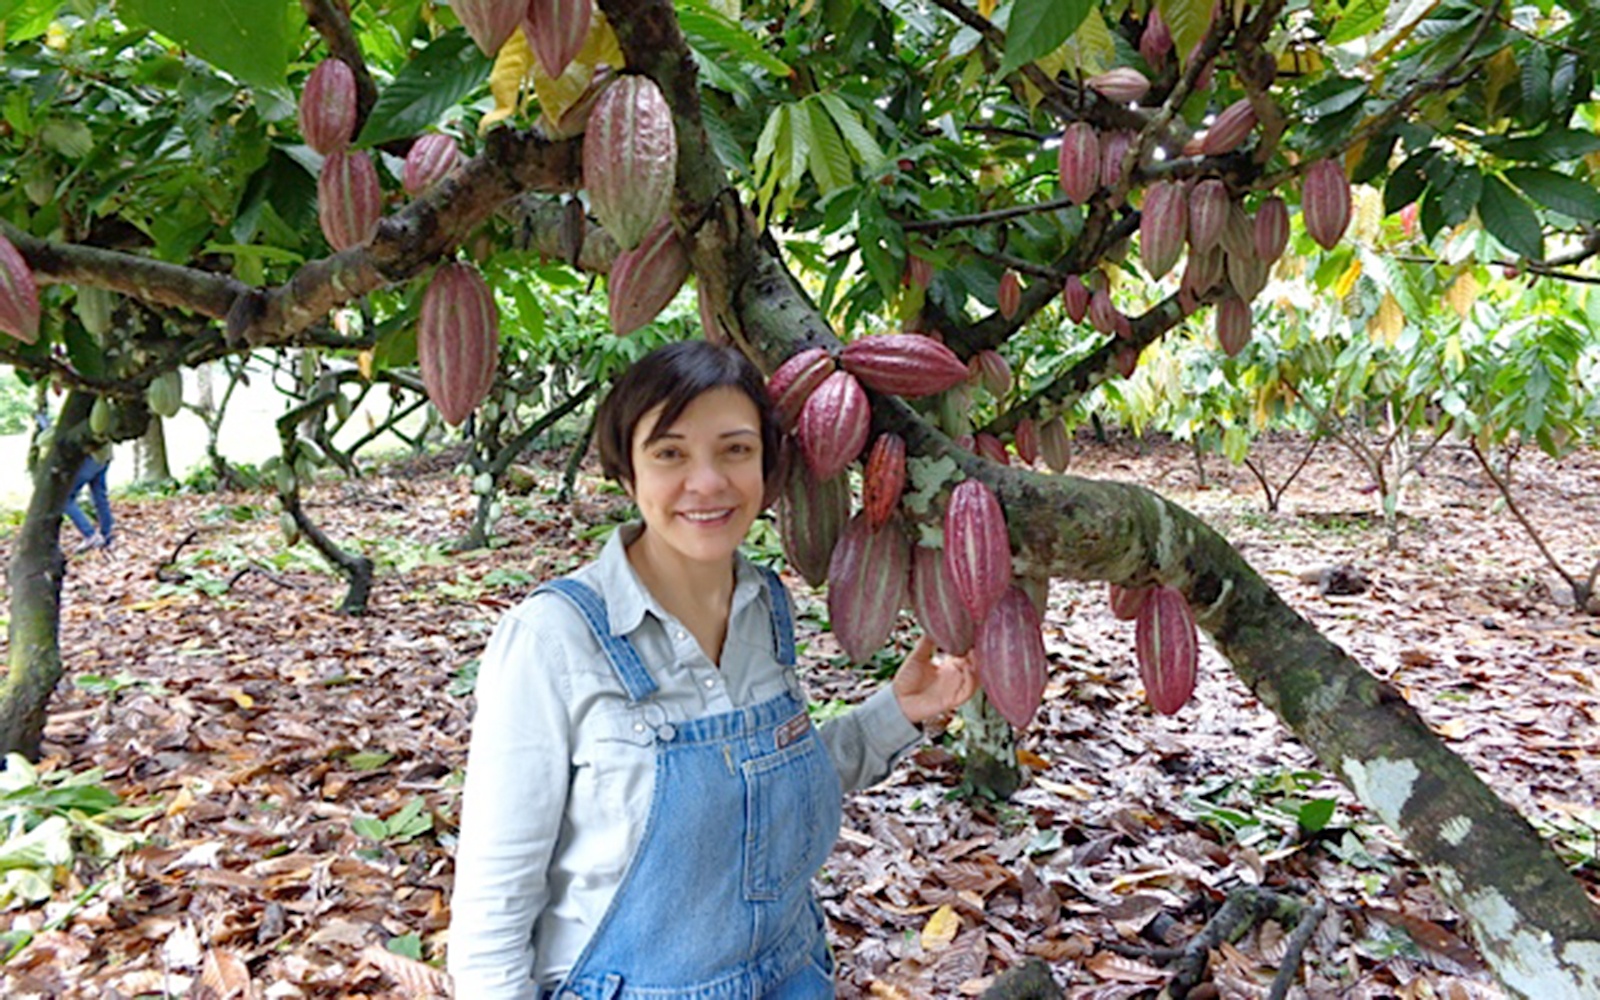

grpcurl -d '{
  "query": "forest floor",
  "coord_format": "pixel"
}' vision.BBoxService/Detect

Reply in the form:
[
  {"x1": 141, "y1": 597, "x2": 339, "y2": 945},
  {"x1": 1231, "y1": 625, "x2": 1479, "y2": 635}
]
[{"x1": 0, "y1": 431, "x2": 1596, "y2": 999}]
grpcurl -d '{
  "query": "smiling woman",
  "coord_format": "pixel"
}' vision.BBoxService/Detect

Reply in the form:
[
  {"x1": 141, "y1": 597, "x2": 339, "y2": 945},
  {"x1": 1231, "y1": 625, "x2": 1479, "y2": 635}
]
[{"x1": 447, "y1": 340, "x2": 978, "y2": 999}]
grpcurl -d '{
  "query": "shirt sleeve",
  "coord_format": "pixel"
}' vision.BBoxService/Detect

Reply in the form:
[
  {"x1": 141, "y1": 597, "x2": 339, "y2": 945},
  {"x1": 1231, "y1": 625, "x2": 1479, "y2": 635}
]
[
  {"x1": 816, "y1": 686, "x2": 923, "y2": 793},
  {"x1": 448, "y1": 605, "x2": 572, "y2": 999}
]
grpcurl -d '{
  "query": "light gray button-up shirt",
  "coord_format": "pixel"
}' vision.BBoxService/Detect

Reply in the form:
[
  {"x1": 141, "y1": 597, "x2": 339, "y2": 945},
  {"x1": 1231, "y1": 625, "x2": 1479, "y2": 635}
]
[{"x1": 448, "y1": 523, "x2": 922, "y2": 998}]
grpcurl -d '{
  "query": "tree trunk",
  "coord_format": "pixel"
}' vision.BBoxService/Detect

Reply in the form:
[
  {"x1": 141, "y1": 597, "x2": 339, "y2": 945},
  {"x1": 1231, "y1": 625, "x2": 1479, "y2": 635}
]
[{"x1": 0, "y1": 392, "x2": 92, "y2": 759}]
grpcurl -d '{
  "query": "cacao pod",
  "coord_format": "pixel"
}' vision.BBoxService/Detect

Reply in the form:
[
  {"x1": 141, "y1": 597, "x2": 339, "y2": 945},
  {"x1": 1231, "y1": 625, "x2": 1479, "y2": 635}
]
[
  {"x1": 1107, "y1": 583, "x2": 1151, "y2": 621},
  {"x1": 76, "y1": 286, "x2": 114, "y2": 339},
  {"x1": 1200, "y1": 98, "x2": 1257, "y2": 157},
  {"x1": 455, "y1": 0, "x2": 524, "y2": 57},
  {"x1": 798, "y1": 370, "x2": 870, "y2": 481},
  {"x1": 696, "y1": 279, "x2": 726, "y2": 345},
  {"x1": 778, "y1": 458, "x2": 851, "y2": 588},
  {"x1": 583, "y1": 76, "x2": 677, "y2": 252},
  {"x1": 828, "y1": 511, "x2": 911, "y2": 664},
  {"x1": 974, "y1": 586, "x2": 1048, "y2": 730},
  {"x1": 1140, "y1": 180, "x2": 1187, "y2": 280},
  {"x1": 767, "y1": 347, "x2": 836, "y2": 431},
  {"x1": 318, "y1": 150, "x2": 382, "y2": 251},
  {"x1": 911, "y1": 545, "x2": 974, "y2": 655},
  {"x1": 1061, "y1": 274, "x2": 1090, "y2": 323},
  {"x1": 1187, "y1": 179, "x2": 1228, "y2": 254},
  {"x1": 146, "y1": 371, "x2": 182, "y2": 419},
  {"x1": 839, "y1": 333, "x2": 969, "y2": 397},
  {"x1": 1087, "y1": 67, "x2": 1151, "y2": 104},
  {"x1": 955, "y1": 433, "x2": 975, "y2": 453},
  {"x1": 862, "y1": 433, "x2": 907, "y2": 532},
  {"x1": 1181, "y1": 245, "x2": 1224, "y2": 298},
  {"x1": 1134, "y1": 586, "x2": 1198, "y2": 715},
  {"x1": 1088, "y1": 288, "x2": 1119, "y2": 335},
  {"x1": 1139, "y1": 8, "x2": 1172, "y2": 69},
  {"x1": 1302, "y1": 159, "x2": 1352, "y2": 250},
  {"x1": 974, "y1": 431, "x2": 1009, "y2": 466},
  {"x1": 1099, "y1": 130, "x2": 1133, "y2": 190},
  {"x1": 1215, "y1": 295, "x2": 1251, "y2": 357},
  {"x1": 996, "y1": 269, "x2": 1021, "y2": 319},
  {"x1": 299, "y1": 59, "x2": 358, "y2": 156},
  {"x1": 1013, "y1": 418, "x2": 1039, "y2": 466},
  {"x1": 1039, "y1": 417, "x2": 1070, "y2": 472},
  {"x1": 1254, "y1": 196, "x2": 1290, "y2": 263},
  {"x1": 905, "y1": 254, "x2": 933, "y2": 290},
  {"x1": 1114, "y1": 344, "x2": 1139, "y2": 378},
  {"x1": 973, "y1": 349, "x2": 1012, "y2": 399},
  {"x1": 1057, "y1": 122, "x2": 1099, "y2": 205},
  {"x1": 1226, "y1": 250, "x2": 1269, "y2": 302},
  {"x1": 943, "y1": 478, "x2": 1011, "y2": 622},
  {"x1": 1114, "y1": 311, "x2": 1133, "y2": 341},
  {"x1": 0, "y1": 234, "x2": 41, "y2": 344},
  {"x1": 418, "y1": 262, "x2": 500, "y2": 427},
  {"x1": 1219, "y1": 200, "x2": 1256, "y2": 263},
  {"x1": 524, "y1": 0, "x2": 591, "y2": 79},
  {"x1": 402, "y1": 134, "x2": 463, "y2": 196},
  {"x1": 937, "y1": 383, "x2": 973, "y2": 439},
  {"x1": 608, "y1": 217, "x2": 690, "y2": 336},
  {"x1": 89, "y1": 397, "x2": 113, "y2": 436}
]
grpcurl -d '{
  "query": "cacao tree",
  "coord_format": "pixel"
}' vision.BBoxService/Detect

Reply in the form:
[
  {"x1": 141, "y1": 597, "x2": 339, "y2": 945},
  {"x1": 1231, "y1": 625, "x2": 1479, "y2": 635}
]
[{"x1": 2, "y1": 0, "x2": 1600, "y2": 994}]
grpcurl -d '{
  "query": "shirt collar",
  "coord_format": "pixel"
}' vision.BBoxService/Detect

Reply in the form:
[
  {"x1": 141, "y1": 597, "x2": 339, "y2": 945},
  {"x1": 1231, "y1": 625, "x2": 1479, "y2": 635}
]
[{"x1": 590, "y1": 522, "x2": 770, "y2": 638}]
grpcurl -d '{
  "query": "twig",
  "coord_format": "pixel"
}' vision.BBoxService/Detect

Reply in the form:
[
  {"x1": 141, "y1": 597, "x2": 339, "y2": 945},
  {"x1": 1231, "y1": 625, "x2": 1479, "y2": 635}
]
[
  {"x1": 155, "y1": 529, "x2": 202, "y2": 583},
  {"x1": 1266, "y1": 898, "x2": 1326, "y2": 1000},
  {"x1": 1469, "y1": 438, "x2": 1590, "y2": 608},
  {"x1": 225, "y1": 564, "x2": 309, "y2": 593}
]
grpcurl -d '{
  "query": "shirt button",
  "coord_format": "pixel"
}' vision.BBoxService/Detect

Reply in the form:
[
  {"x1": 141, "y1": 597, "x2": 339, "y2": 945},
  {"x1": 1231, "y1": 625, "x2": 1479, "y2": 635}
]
[
  {"x1": 675, "y1": 629, "x2": 687, "y2": 641},
  {"x1": 704, "y1": 677, "x2": 716, "y2": 688},
  {"x1": 634, "y1": 723, "x2": 645, "y2": 733}
]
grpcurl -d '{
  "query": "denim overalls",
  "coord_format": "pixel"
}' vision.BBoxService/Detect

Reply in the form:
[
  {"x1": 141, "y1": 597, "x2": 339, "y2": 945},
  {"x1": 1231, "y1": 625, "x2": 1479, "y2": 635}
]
[{"x1": 533, "y1": 568, "x2": 841, "y2": 999}]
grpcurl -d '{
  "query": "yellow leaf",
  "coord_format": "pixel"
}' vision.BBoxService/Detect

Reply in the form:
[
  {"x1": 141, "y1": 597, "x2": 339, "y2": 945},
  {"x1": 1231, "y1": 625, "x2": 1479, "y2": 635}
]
[
  {"x1": 224, "y1": 686, "x2": 255, "y2": 710},
  {"x1": 1049, "y1": 7, "x2": 1116, "y2": 78},
  {"x1": 482, "y1": 29, "x2": 534, "y2": 133},
  {"x1": 978, "y1": 0, "x2": 997, "y2": 17},
  {"x1": 1352, "y1": 185, "x2": 1384, "y2": 243},
  {"x1": 1484, "y1": 47, "x2": 1517, "y2": 118},
  {"x1": 1332, "y1": 257, "x2": 1362, "y2": 299},
  {"x1": 920, "y1": 904, "x2": 961, "y2": 952},
  {"x1": 357, "y1": 349, "x2": 374, "y2": 381},
  {"x1": 1016, "y1": 747, "x2": 1050, "y2": 769},
  {"x1": 1445, "y1": 270, "x2": 1478, "y2": 319},
  {"x1": 531, "y1": 12, "x2": 624, "y2": 126},
  {"x1": 1367, "y1": 292, "x2": 1404, "y2": 345}
]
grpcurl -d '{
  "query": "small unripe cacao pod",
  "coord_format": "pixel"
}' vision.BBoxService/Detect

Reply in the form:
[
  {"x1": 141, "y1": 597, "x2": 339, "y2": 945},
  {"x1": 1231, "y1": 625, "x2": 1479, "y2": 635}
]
[
  {"x1": 1108, "y1": 583, "x2": 1151, "y2": 621},
  {"x1": 89, "y1": 397, "x2": 113, "y2": 436},
  {"x1": 974, "y1": 586, "x2": 1049, "y2": 729},
  {"x1": 1216, "y1": 296, "x2": 1252, "y2": 357},
  {"x1": 523, "y1": 0, "x2": 591, "y2": 79},
  {"x1": 1135, "y1": 586, "x2": 1199, "y2": 715},
  {"x1": 1057, "y1": 122, "x2": 1099, "y2": 205},
  {"x1": 76, "y1": 286, "x2": 114, "y2": 339},
  {"x1": 996, "y1": 269, "x2": 1021, "y2": 319},
  {"x1": 1088, "y1": 288, "x2": 1119, "y2": 335},
  {"x1": 911, "y1": 544, "x2": 974, "y2": 655},
  {"x1": 1099, "y1": 130, "x2": 1133, "y2": 190},
  {"x1": 1219, "y1": 200, "x2": 1256, "y2": 263},
  {"x1": 583, "y1": 76, "x2": 677, "y2": 252},
  {"x1": 0, "y1": 234, "x2": 41, "y2": 344},
  {"x1": 778, "y1": 459, "x2": 851, "y2": 588},
  {"x1": 974, "y1": 432, "x2": 1009, "y2": 466},
  {"x1": 1302, "y1": 159, "x2": 1352, "y2": 250},
  {"x1": 1254, "y1": 196, "x2": 1290, "y2": 263},
  {"x1": 798, "y1": 370, "x2": 870, "y2": 481},
  {"x1": 1181, "y1": 245, "x2": 1224, "y2": 299},
  {"x1": 1061, "y1": 274, "x2": 1090, "y2": 323},
  {"x1": 973, "y1": 349, "x2": 1012, "y2": 399},
  {"x1": 943, "y1": 478, "x2": 1011, "y2": 622},
  {"x1": 299, "y1": 59, "x2": 358, "y2": 155},
  {"x1": 418, "y1": 262, "x2": 500, "y2": 427},
  {"x1": 1087, "y1": 67, "x2": 1151, "y2": 104},
  {"x1": 1141, "y1": 180, "x2": 1187, "y2": 280},
  {"x1": 1188, "y1": 179, "x2": 1228, "y2": 255},
  {"x1": 839, "y1": 333, "x2": 969, "y2": 397},
  {"x1": 1200, "y1": 99, "x2": 1258, "y2": 157},
  {"x1": 1226, "y1": 250, "x2": 1270, "y2": 302},
  {"x1": 862, "y1": 432, "x2": 907, "y2": 531},
  {"x1": 455, "y1": 0, "x2": 524, "y2": 57},
  {"x1": 767, "y1": 347, "x2": 836, "y2": 432},
  {"x1": 402, "y1": 134, "x2": 463, "y2": 196},
  {"x1": 1139, "y1": 8, "x2": 1172, "y2": 69},
  {"x1": 607, "y1": 218, "x2": 689, "y2": 336},
  {"x1": 905, "y1": 254, "x2": 933, "y2": 290},
  {"x1": 146, "y1": 371, "x2": 182, "y2": 418},
  {"x1": 318, "y1": 150, "x2": 382, "y2": 251},
  {"x1": 1039, "y1": 417, "x2": 1070, "y2": 473},
  {"x1": 1013, "y1": 418, "x2": 1039, "y2": 466},
  {"x1": 828, "y1": 511, "x2": 911, "y2": 664},
  {"x1": 1114, "y1": 344, "x2": 1139, "y2": 378}
]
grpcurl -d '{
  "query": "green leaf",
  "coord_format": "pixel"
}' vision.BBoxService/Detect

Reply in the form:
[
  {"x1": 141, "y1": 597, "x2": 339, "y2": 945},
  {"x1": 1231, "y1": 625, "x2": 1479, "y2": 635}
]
[
  {"x1": 997, "y1": 0, "x2": 1093, "y2": 78},
  {"x1": 783, "y1": 100, "x2": 811, "y2": 190},
  {"x1": 805, "y1": 101, "x2": 853, "y2": 195},
  {"x1": 1477, "y1": 175, "x2": 1544, "y2": 261},
  {"x1": 676, "y1": 0, "x2": 791, "y2": 77},
  {"x1": 1297, "y1": 798, "x2": 1338, "y2": 833},
  {"x1": 1503, "y1": 167, "x2": 1600, "y2": 221},
  {"x1": 355, "y1": 34, "x2": 490, "y2": 148},
  {"x1": 387, "y1": 933, "x2": 423, "y2": 960},
  {"x1": 351, "y1": 815, "x2": 387, "y2": 841},
  {"x1": 345, "y1": 751, "x2": 393, "y2": 772},
  {"x1": 1157, "y1": 0, "x2": 1210, "y2": 68},
  {"x1": 1383, "y1": 149, "x2": 1436, "y2": 215},
  {"x1": 1485, "y1": 128, "x2": 1600, "y2": 164},
  {"x1": 1437, "y1": 164, "x2": 1482, "y2": 226},
  {"x1": 1327, "y1": 0, "x2": 1388, "y2": 46},
  {"x1": 1520, "y1": 44, "x2": 1551, "y2": 125},
  {"x1": 818, "y1": 93, "x2": 884, "y2": 168},
  {"x1": 118, "y1": 0, "x2": 290, "y2": 91}
]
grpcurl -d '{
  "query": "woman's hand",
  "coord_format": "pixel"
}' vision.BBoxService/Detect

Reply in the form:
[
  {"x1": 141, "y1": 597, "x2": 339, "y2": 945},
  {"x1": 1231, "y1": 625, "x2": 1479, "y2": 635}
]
[{"x1": 892, "y1": 635, "x2": 980, "y2": 725}]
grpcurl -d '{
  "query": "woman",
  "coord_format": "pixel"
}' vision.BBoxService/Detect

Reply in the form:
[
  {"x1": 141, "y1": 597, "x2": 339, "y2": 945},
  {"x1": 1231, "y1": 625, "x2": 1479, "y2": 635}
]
[{"x1": 448, "y1": 340, "x2": 978, "y2": 998}]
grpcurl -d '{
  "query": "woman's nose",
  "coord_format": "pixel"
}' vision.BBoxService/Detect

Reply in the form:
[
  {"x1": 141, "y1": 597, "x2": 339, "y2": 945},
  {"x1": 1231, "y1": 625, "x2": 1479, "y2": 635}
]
[{"x1": 684, "y1": 455, "x2": 730, "y2": 493}]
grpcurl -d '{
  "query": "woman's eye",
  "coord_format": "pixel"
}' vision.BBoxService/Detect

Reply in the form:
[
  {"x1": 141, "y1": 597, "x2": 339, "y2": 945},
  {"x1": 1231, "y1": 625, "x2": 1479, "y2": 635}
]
[{"x1": 727, "y1": 442, "x2": 754, "y2": 456}]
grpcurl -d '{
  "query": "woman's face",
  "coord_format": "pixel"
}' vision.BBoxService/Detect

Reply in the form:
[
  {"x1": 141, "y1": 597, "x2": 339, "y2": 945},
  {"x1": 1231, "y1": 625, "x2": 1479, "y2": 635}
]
[{"x1": 628, "y1": 386, "x2": 765, "y2": 570}]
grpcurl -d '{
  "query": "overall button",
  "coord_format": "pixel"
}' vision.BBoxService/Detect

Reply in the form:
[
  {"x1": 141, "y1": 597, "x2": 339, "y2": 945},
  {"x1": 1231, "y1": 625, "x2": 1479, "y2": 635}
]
[{"x1": 655, "y1": 723, "x2": 677, "y2": 741}]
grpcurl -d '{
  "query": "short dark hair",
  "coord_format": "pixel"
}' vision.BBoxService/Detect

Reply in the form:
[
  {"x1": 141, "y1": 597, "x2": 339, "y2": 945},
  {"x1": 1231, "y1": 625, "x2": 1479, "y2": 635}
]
[{"x1": 593, "y1": 341, "x2": 783, "y2": 491}]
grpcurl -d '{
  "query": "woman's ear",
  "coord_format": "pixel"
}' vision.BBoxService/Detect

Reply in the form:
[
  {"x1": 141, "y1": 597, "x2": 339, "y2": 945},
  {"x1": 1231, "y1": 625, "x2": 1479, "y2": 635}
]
[{"x1": 760, "y1": 440, "x2": 793, "y2": 511}]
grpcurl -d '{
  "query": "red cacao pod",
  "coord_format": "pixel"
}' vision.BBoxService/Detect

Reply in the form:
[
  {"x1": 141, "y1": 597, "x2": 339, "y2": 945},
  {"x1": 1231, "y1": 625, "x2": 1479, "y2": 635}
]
[
  {"x1": 905, "y1": 254, "x2": 933, "y2": 290},
  {"x1": 0, "y1": 234, "x2": 41, "y2": 344},
  {"x1": 1039, "y1": 417, "x2": 1070, "y2": 473},
  {"x1": 1107, "y1": 583, "x2": 1151, "y2": 621},
  {"x1": 1188, "y1": 179, "x2": 1228, "y2": 254},
  {"x1": 973, "y1": 349, "x2": 1012, "y2": 399},
  {"x1": 418, "y1": 262, "x2": 500, "y2": 427},
  {"x1": 911, "y1": 545, "x2": 974, "y2": 655},
  {"x1": 299, "y1": 59, "x2": 357, "y2": 156},
  {"x1": 1134, "y1": 586, "x2": 1198, "y2": 715},
  {"x1": 1087, "y1": 67, "x2": 1151, "y2": 104},
  {"x1": 997, "y1": 269, "x2": 1021, "y2": 319},
  {"x1": 1139, "y1": 7, "x2": 1172, "y2": 69},
  {"x1": 839, "y1": 333, "x2": 969, "y2": 397},
  {"x1": 828, "y1": 512, "x2": 911, "y2": 664},
  {"x1": 1254, "y1": 196, "x2": 1290, "y2": 263},
  {"x1": 1226, "y1": 250, "x2": 1269, "y2": 302},
  {"x1": 1013, "y1": 418, "x2": 1039, "y2": 466},
  {"x1": 1088, "y1": 288, "x2": 1119, "y2": 335},
  {"x1": 943, "y1": 478, "x2": 1011, "y2": 622},
  {"x1": 403, "y1": 134, "x2": 462, "y2": 196},
  {"x1": 862, "y1": 433, "x2": 907, "y2": 531},
  {"x1": 1114, "y1": 344, "x2": 1139, "y2": 378},
  {"x1": 974, "y1": 432, "x2": 1009, "y2": 466},
  {"x1": 778, "y1": 458, "x2": 851, "y2": 588},
  {"x1": 318, "y1": 149, "x2": 382, "y2": 251},
  {"x1": 1219, "y1": 200, "x2": 1256, "y2": 263},
  {"x1": 1200, "y1": 99, "x2": 1258, "y2": 157},
  {"x1": 607, "y1": 217, "x2": 689, "y2": 336},
  {"x1": 1141, "y1": 180, "x2": 1187, "y2": 280},
  {"x1": 767, "y1": 347, "x2": 836, "y2": 432},
  {"x1": 456, "y1": 0, "x2": 524, "y2": 57},
  {"x1": 1303, "y1": 159, "x2": 1352, "y2": 250},
  {"x1": 523, "y1": 0, "x2": 591, "y2": 79},
  {"x1": 798, "y1": 370, "x2": 870, "y2": 481},
  {"x1": 583, "y1": 76, "x2": 677, "y2": 252},
  {"x1": 1061, "y1": 274, "x2": 1090, "y2": 323},
  {"x1": 1181, "y1": 245, "x2": 1224, "y2": 298},
  {"x1": 1216, "y1": 295, "x2": 1252, "y2": 357},
  {"x1": 1057, "y1": 122, "x2": 1100, "y2": 205},
  {"x1": 1099, "y1": 130, "x2": 1133, "y2": 190},
  {"x1": 974, "y1": 586, "x2": 1049, "y2": 729}
]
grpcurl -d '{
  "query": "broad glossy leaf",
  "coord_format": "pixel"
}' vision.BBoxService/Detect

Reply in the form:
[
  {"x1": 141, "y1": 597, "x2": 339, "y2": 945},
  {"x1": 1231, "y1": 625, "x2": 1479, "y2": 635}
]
[
  {"x1": 676, "y1": 0, "x2": 790, "y2": 76},
  {"x1": 1504, "y1": 168, "x2": 1600, "y2": 221},
  {"x1": 1477, "y1": 175, "x2": 1544, "y2": 261},
  {"x1": 1327, "y1": 0, "x2": 1388, "y2": 46},
  {"x1": 997, "y1": 0, "x2": 1092, "y2": 78},
  {"x1": 356, "y1": 34, "x2": 490, "y2": 148},
  {"x1": 119, "y1": 0, "x2": 291, "y2": 91}
]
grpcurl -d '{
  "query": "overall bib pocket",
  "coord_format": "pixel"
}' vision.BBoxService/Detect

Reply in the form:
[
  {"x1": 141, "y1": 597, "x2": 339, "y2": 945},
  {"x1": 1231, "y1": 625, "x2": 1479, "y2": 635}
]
[{"x1": 740, "y1": 734, "x2": 838, "y2": 901}]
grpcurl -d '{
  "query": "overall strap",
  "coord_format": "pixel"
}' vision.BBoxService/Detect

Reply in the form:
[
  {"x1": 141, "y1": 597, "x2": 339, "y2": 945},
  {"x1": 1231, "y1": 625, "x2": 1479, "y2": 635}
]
[
  {"x1": 758, "y1": 565, "x2": 797, "y2": 667},
  {"x1": 533, "y1": 578, "x2": 659, "y2": 703}
]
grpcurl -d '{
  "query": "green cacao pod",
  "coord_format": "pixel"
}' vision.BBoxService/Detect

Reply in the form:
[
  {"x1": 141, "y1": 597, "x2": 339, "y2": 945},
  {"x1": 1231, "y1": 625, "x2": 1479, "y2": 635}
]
[
  {"x1": 146, "y1": 371, "x2": 182, "y2": 418},
  {"x1": 75, "y1": 286, "x2": 114, "y2": 339}
]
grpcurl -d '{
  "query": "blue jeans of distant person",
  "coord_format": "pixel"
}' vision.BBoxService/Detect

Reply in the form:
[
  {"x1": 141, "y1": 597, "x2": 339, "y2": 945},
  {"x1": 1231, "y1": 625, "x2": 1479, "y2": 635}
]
[{"x1": 65, "y1": 457, "x2": 112, "y2": 543}]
